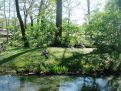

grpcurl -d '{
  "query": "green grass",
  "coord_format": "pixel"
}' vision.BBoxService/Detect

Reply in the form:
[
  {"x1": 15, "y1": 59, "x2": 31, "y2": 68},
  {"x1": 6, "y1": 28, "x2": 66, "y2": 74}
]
[
  {"x1": 0, "y1": 47, "x2": 94, "y2": 74},
  {"x1": 1, "y1": 47, "x2": 120, "y2": 76}
]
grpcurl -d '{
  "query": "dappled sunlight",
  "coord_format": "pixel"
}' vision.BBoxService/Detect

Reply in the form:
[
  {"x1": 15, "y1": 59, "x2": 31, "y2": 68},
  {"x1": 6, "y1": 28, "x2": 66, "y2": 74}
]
[{"x1": 0, "y1": 0, "x2": 121, "y2": 90}]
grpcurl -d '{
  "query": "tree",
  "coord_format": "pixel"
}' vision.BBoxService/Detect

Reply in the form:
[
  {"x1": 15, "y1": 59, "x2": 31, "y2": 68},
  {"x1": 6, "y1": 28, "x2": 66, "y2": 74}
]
[
  {"x1": 15, "y1": 0, "x2": 29, "y2": 47},
  {"x1": 116, "y1": 0, "x2": 121, "y2": 52},
  {"x1": 86, "y1": 11, "x2": 121, "y2": 52},
  {"x1": 54, "y1": 0, "x2": 62, "y2": 46},
  {"x1": 107, "y1": 0, "x2": 121, "y2": 52},
  {"x1": 22, "y1": 0, "x2": 34, "y2": 28},
  {"x1": 63, "y1": 0, "x2": 74, "y2": 24},
  {"x1": 87, "y1": 0, "x2": 90, "y2": 23},
  {"x1": 37, "y1": 0, "x2": 44, "y2": 23}
]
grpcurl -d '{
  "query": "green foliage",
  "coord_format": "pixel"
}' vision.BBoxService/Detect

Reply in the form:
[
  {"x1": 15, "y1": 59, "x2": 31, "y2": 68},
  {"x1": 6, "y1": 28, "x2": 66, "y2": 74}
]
[
  {"x1": 6, "y1": 25, "x2": 14, "y2": 30},
  {"x1": 85, "y1": 10, "x2": 121, "y2": 52},
  {"x1": 9, "y1": 40, "x2": 23, "y2": 47},
  {"x1": 51, "y1": 65, "x2": 68, "y2": 74},
  {"x1": 27, "y1": 18, "x2": 56, "y2": 47},
  {"x1": 62, "y1": 23, "x2": 87, "y2": 47},
  {"x1": 9, "y1": 30, "x2": 23, "y2": 47}
]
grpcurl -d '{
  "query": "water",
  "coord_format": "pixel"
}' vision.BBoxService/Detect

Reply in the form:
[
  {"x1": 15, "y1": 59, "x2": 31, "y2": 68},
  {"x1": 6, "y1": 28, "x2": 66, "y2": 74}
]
[{"x1": 0, "y1": 75, "x2": 121, "y2": 91}]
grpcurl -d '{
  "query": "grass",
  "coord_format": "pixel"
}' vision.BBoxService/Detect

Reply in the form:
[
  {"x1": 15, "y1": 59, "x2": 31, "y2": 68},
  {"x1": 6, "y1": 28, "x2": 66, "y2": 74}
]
[
  {"x1": 0, "y1": 46, "x2": 94, "y2": 74},
  {"x1": 0, "y1": 47, "x2": 94, "y2": 66},
  {"x1": 0, "y1": 46, "x2": 120, "y2": 76}
]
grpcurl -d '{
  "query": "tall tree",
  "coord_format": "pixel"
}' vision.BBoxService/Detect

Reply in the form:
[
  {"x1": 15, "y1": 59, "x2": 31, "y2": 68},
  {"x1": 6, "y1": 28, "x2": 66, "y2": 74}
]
[
  {"x1": 37, "y1": 0, "x2": 44, "y2": 23},
  {"x1": 54, "y1": 0, "x2": 62, "y2": 46},
  {"x1": 3, "y1": 0, "x2": 9, "y2": 43},
  {"x1": 23, "y1": 0, "x2": 27, "y2": 28},
  {"x1": 108, "y1": 0, "x2": 121, "y2": 51},
  {"x1": 15, "y1": 0, "x2": 29, "y2": 47},
  {"x1": 87, "y1": 0, "x2": 90, "y2": 23},
  {"x1": 64, "y1": 0, "x2": 72, "y2": 24},
  {"x1": 116, "y1": 0, "x2": 121, "y2": 52},
  {"x1": 3, "y1": 0, "x2": 7, "y2": 27},
  {"x1": 22, "y1": 0, "x2": 34, "y2": 28}
]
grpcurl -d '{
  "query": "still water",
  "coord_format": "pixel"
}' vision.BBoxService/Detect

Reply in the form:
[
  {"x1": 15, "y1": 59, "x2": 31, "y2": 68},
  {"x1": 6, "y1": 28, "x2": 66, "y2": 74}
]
[{"x1": 0, "y1": 75, "x2": 121, "y2": 91}]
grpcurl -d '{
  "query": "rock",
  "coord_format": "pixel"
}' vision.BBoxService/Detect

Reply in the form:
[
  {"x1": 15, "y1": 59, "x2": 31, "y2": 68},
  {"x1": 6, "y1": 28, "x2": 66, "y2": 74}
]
[{"x1": 42, "y1": 50, "x2": 49, "y2": 59}]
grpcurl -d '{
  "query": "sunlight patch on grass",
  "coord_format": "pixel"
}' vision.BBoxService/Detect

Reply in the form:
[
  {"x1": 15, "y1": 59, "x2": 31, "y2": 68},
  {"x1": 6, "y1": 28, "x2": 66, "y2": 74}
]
[{"x1": 0, "y1": 47, "x2": 95, "y2": 70}]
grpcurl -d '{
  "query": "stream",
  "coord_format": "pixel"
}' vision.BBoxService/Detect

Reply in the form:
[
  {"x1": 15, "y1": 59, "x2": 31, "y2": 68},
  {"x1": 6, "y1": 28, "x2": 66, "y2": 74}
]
[{"x1": 0, "y1": 75, "x2": 121, "y2": 91}]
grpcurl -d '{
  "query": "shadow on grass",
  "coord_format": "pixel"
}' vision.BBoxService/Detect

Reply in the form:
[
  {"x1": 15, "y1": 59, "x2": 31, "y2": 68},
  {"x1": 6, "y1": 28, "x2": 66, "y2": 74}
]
[
  {"x1": 60, "y1": 52, "x2": 86, "y2": 70},
  {"x1": 0, "y1": 48, "x2": 39, "y2": 65},
  {"x1": 59, "y1": 49, "x2": 121, "y2": 75},
  {"x1": 6, "y1": 47, "x2": 23, "y2": 51}
]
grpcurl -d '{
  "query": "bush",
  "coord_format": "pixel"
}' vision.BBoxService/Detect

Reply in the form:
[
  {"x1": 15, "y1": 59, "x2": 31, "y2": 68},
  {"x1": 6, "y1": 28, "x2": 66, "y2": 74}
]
[
  {"x1": 61, "y1": 23, "x2": 88, "y2": 47},
  {"x1": 85, "y1": 11, "x2": 121, "y2": 51},
  {"x1": 27, "y1": 18, "x2": 56, "y2": 47}
]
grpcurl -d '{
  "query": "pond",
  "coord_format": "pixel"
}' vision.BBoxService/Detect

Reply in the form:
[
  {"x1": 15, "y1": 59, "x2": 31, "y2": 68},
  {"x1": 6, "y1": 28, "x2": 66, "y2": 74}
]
[{"x1": 0, "y1": 75, "x2": 121, "y2": 91}]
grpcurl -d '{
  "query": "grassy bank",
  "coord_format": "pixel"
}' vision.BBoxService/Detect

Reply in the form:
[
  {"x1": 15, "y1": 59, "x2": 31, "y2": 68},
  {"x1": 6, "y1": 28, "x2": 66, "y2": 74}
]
[{"x1": 0, "y1": 47, "x2": 121, "y2": 76}]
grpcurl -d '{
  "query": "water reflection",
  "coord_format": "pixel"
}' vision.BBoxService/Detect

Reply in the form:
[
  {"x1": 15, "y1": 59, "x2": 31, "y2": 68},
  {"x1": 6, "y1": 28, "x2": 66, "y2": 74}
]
[
  {"x1": 0, "y1": 75, "x2": 20, "y2": 91},
  {"x1": 59, "y1": 77, "x2": 121, "y2": 91},
  {"x1": 0, "y1": 75, "x2": 121, "y2": 91}
]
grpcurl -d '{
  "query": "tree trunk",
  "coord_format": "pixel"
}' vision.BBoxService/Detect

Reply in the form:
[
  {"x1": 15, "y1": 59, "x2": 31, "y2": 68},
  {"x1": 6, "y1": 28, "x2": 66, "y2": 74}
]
[
  {"x1": 54, "y1": 0, "x2": 62, "y2": 46},
  {"x1": 37, "y1": 0, "x2": 44, "y2": 23},
  {"x1": 87, "y1": 0, "x2": 90, "y2": 23},
  {"x1": 23, "y1": 0, "x2": 27, "y2": 28},
  {"x1": 30, "y1": 15, "x2": 33, "y2": 32},
  {"x1": 7, "y1": 0, "x2": 11, "y2": 43},
  {"x1": 15, "y1": 0, "x2": 29, "y2": 47},
  {"x1": 3, "y1": 0, "x2": 8, "y2": 43},
  {"x1": 24, "y1": 14, "x2": 28, "y2": 28},
  {"x1": 67, "y1": 0, "x2": 71, "y2": 24},
  {"x1": 30, "y1": 15, "x2": 33, "y2": 27}
]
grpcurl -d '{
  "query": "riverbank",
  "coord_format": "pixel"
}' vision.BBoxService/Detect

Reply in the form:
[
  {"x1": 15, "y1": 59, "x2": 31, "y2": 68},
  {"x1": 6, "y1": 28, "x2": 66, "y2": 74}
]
[{"x1": 0, "y1": 46, "x2": 121, "y2": 76}]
